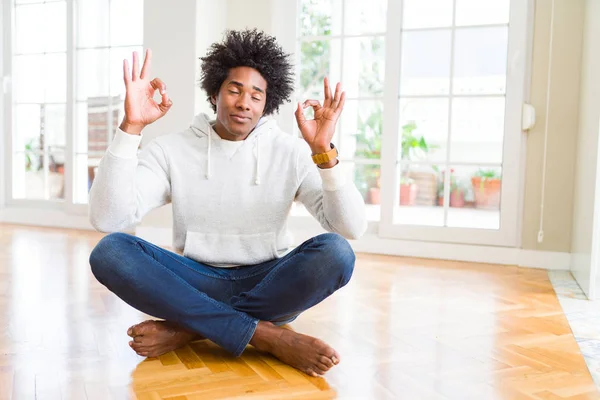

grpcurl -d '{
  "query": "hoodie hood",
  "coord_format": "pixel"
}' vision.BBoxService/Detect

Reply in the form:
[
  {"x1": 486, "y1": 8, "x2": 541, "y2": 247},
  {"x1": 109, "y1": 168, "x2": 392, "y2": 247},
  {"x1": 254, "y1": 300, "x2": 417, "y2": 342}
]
[{"x1": 189, "y1": 113, "x2": 276, "y2": 185}]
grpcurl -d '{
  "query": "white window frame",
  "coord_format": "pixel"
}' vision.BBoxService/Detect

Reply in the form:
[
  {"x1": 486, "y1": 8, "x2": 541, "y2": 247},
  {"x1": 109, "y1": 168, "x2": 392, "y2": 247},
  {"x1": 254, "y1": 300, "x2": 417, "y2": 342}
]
[
  {"x1": 1, "y1": 0, "x2": 142, "y2": 221},
  {"x1": 285, "y1": 0, "x2": 532, "y2": 247}
]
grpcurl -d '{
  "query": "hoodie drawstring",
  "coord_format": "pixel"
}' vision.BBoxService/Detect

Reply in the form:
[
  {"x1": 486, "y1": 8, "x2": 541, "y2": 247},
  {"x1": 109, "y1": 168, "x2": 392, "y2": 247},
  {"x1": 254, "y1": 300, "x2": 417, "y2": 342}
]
[
  {"x1": 206, "y1": 130, "x2": 212, "y2": 179},
  {"x1": 254, "y1": 134, "x2": 261, "y2": 185}
]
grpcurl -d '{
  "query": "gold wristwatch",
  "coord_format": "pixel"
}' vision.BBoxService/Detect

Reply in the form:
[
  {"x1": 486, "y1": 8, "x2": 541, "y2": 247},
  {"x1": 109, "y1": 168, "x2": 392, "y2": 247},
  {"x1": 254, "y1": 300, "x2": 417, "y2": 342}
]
[{"x1": 311, "y1": 143, "x2": 338, "y2": 164}]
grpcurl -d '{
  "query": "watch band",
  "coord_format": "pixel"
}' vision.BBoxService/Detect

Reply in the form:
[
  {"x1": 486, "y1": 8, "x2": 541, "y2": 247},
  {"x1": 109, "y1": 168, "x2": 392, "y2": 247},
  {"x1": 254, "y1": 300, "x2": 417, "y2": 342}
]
[{"x1": 311, "y1": 143, "x2": 338, "y2": 164}]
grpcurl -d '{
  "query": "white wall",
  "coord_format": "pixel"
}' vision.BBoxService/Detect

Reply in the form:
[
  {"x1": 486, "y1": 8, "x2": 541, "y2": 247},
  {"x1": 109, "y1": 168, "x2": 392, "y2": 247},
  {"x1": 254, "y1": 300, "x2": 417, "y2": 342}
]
[
  {"x1": 570, "y1": 0, "x2": 600, "y2": 298},
  {"x1": 195, "y1": 0, "x2": 228, "y2": 116}
]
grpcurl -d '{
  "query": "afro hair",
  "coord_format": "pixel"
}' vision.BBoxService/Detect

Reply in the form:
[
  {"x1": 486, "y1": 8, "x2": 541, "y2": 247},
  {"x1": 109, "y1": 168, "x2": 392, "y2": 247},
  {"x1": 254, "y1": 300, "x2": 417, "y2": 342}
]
[{"x1": 199, "y1": 29, "x2": 295, "y2": 116}]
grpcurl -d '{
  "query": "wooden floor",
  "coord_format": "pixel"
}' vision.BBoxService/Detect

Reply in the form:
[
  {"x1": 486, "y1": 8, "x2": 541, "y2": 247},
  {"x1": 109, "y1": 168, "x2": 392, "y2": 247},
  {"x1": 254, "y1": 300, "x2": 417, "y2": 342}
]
[{"x1": 0, "y1": 224, "x2": 598, "y2": 399}]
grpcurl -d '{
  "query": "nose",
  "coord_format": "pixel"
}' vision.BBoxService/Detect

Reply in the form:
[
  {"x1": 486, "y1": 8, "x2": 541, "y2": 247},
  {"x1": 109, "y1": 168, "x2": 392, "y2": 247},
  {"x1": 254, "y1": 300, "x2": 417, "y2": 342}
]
[{"x1": 235, "y1": 93, "x2": 251, "y2": 111}]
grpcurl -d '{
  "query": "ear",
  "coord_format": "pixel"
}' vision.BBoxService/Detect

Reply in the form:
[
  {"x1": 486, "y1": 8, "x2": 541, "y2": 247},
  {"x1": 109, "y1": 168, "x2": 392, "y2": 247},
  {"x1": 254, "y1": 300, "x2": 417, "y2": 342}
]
[{"x1": 210, "y1": 94, "x2": 217, "y2": 105}]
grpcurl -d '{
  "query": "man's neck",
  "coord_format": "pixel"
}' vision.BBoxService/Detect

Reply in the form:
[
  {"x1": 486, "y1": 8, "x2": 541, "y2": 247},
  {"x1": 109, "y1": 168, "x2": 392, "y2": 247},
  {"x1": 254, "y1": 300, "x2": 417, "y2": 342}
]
[{"x1": 213, "y1": 121, "x2": 250, "y2": 141}]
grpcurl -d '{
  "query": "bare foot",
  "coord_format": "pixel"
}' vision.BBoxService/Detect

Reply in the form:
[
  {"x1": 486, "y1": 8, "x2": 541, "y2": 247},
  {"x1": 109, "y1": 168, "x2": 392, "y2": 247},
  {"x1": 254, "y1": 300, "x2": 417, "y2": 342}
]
[
  {"x1": 127, "y1": 320, "x2": 204, "y2": 357},
  {"x1": 249, "y1": 321, "x2": 340, "y2": 377}
]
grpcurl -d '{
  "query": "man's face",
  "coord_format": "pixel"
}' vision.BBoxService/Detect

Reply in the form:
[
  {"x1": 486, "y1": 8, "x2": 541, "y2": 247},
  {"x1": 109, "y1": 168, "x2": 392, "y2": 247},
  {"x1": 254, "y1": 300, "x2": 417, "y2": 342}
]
[{"x1": 211, "y1": 66, "x2": 267, "y2": 141}]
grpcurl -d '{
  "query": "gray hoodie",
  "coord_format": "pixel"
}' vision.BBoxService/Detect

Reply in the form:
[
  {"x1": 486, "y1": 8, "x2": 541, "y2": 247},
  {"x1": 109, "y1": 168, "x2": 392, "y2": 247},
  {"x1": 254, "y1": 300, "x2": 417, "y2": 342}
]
[{"x1": 89, "y1": 113, "x2": 367, "y2": 267}]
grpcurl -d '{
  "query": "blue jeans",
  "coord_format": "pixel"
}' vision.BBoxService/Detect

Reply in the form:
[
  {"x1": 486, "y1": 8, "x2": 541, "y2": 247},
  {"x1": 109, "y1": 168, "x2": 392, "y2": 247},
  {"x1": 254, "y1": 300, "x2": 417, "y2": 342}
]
[{"x1": 89, "y1": 232, "x2": 355, "y2": 356}]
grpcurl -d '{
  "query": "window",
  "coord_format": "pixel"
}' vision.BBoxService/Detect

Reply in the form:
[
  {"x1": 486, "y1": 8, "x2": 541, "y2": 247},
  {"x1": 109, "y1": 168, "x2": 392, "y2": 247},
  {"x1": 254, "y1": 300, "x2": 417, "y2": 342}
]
[
  {"x1": 295, "y1": 0, "x2": 529, "y2": 246},
  {"x1": 294, "y1": 0, "x2": 388, "y2": 222},
  {"x1": 6, "y1": 0, "x2": 143, "y2": 206}
]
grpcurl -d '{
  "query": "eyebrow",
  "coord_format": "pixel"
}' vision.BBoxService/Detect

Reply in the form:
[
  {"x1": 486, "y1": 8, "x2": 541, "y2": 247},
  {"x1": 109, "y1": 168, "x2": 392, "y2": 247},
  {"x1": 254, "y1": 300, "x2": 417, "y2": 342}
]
[{"x1": 228, "y1": 80, "x2": 265, "y2": 94}]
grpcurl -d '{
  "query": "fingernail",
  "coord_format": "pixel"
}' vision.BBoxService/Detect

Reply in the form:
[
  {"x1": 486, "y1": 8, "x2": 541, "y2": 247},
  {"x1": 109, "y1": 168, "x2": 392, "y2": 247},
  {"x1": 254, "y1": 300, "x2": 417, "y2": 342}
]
[
  {"x1": 332, "y1": 357, "x2": 339, "y2": 364},
  {"x1": 129, "y1": 341, "x2": 133, "y2": 347}
]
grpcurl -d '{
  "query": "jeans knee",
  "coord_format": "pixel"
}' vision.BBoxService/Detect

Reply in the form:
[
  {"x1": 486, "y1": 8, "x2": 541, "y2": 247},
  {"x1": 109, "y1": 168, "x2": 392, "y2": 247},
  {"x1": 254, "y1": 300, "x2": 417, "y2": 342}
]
[
  {"x1": 316, "y1": 233, "x2": 356, "y2": 287},
  {"x1": 89, "y1": 232, "x2": 132, "y2": 283}
]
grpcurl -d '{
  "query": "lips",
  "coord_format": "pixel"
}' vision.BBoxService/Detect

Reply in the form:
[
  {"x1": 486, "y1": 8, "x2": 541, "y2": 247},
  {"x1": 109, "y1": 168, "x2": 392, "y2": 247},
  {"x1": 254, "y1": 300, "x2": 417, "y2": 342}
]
[{"x1": 231, "y1": 115, "x2": 249, "y2": 123}]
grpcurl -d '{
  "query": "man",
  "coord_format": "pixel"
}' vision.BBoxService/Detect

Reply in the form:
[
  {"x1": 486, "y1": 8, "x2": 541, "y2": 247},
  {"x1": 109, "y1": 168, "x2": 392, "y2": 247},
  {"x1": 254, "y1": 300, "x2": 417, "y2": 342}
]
[{"x1": 88, "y1": 29, "x2": 366, "y2": 378}]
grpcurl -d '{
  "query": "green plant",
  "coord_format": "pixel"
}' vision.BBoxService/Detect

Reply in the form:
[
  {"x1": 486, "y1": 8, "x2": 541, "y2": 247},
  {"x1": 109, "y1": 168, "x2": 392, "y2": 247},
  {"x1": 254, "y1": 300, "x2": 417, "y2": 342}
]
[
  {"x1": 474, "y1": 169, "x2": 501, "y2": 180},
  {"x1": 472, "y1": 168, "x2": 502, "y2": 193},
  {"x1": 24, "y1": 138, "x2": 40, "y2": 171}
]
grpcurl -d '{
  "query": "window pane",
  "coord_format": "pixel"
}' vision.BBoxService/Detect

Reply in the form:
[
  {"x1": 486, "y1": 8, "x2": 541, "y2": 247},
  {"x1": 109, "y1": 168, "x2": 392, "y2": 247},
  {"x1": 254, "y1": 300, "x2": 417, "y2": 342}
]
[
  {"x1": 450, "y1": 98, "x2": 505, "y2": 164},
  {"x1": 402, "y1": 0, "x2": 453, "y2": 30},
  {"x1": 447, "y1": 165, "x2": 501, "y2": 229},
  {"x1": 15, "y1": 2, "x2": 65, "y2": 53},
  {"x1": 344, "y1": 0, "x2": 387, "y2": 35},
  {"x1": 399, "y1": 98, "x2": 448, "y2": 163},
  {"x1": 400, "y1": 30, "x2": 451, "y2": 96},
  {"x1": 15, "y1": 4, "x2": 45, "y2": 53},
  {"x1": 456, "y1": 0, "x2": 510, "y2": 26},
  {"x1": 76, "y1": 0, "x2": 109, "y2": 48},
  {"x1": 352, "y1": 162, "x2": 381, "y2": 206},
  {"x1": 343, "y1": 100, "x2": 382, "y2": 160},
  {"x1": 453, "y1": 27, "x2": 508, "y2": 95},
  {"x1": 297, "y1": 39, "x2": 342, "y2": 101},
  {"x1": 44, "y1": 104, "x2": 66, "y2": 150},
  {"x1": 14, "y1": 55, "x2": 44, "y2": 103},
  {"x1": 74, "y1": 154, "x2": 97, "y2": 204},
  {"x1": 79, "y1": 97, "x2": 121, "y2": 154},
  {"x1": 76, "y1": 49, "x2": 110, "y2": 101},
  {"x1": 13, "y1": 152, "x2": 44, "y2": 199},
  {"x1": 110, "y1": 46, "x2": 142, "y2": 97},
  {"x1": 110, "y1": 0, "x2": 143, "y2": 46},
  {"x1": 396, "y1": 163, "x2": 443, "y2": 226},
  {"x1": 44, "y1": 2, "x2": 66, "y2": 52},
  {"x1": 14, "y1": 104, "x2": 42, "y2": 152},
  {"x1": 49, "y1": 151, "x2": 65, "y2": 200},
  {"x1": 343, "y1": 36, "x2": 385, "y2": 98},
  {"x1": 45, "y1": 53, "x2": 67, "y2": 103},
  {"x1": 298, "y1": 0, "x2": 342, "y2": 37}
]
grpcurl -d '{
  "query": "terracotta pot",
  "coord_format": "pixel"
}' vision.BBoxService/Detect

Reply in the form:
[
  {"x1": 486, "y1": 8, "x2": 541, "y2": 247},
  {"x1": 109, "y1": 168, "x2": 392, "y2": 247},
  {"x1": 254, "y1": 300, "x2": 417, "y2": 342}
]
[
  {"x1": 399, "y1": 183, "x2": 418, "y2": 206},
  {"x1": 368, "y1": 187, "x2": 381, "y2": 204},
  {"x1": 471, "y1": 177, "x2": 501, "y2": 209},
  {"x1": 450, "y1": 190, "x2": 465, "y2": 207}
]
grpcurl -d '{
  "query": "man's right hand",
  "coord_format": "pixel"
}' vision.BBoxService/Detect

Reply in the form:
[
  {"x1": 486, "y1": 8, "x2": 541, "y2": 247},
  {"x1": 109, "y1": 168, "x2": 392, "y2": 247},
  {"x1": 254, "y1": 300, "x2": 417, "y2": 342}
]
[{"x1": 120, "y1": 49, "x2": 173, "y2": 135}]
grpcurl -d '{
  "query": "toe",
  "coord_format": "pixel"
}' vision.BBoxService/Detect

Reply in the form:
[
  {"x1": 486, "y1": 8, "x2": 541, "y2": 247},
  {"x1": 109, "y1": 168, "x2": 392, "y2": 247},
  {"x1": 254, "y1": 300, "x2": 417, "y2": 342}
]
[
  {"x1": 305, "y1": 368, "x2": 319, "y2": 377},
  {"x1": 319, "y1": 347, "x2": 340, "y2": 365},
  {"x1": 319, "y1": 355, "x2": 334, "y2": 368},
  {"x1": 132, "y1": 320, "x2": 155, "y2": 336}
]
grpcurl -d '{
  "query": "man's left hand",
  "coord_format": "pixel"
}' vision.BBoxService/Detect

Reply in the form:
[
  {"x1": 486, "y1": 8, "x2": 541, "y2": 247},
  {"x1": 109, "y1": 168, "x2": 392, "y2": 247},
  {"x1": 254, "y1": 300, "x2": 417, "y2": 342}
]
[{"x1": 295, "y1": 77, "x2": 346, "y2": 155}]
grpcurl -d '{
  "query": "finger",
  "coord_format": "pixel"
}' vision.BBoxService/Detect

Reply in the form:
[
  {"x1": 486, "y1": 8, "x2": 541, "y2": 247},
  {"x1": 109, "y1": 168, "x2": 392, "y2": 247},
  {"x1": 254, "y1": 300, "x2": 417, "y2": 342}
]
[
  {"x1": 334, "y1": 91, "x2": 346, "y2": 115},
  {"x1": 123, "y1": 59, "x2": 131, "y2": 85},
  {"x1": 331, "y1": 82, "x2": 341, "y2": 108},
  {"x1": 303, "y1": 99, "x2": 322, "y2": 112},
  {"x1": 323, "y1": 77, "x2": 332, "y2": 107},
  {"x1": 132, "y1": 51, "x2": 140, "y2": 81},
  {"x1": 150, "y1": 78, "x2": 167, "y2": 94},
  {"x1": 140, "y1": 48, "x2": 152, "y2": 80},
  {"x1": 295, "y1": 102, "x2": 307, "y2": 126}
]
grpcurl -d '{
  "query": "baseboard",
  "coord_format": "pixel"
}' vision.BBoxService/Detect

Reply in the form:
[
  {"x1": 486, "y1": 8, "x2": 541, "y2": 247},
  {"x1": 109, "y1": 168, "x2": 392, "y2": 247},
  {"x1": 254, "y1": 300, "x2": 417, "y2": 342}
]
[
  {"x1": 0, "y1": 207, "x2": 94, "y2": 231},
  {"x1": 135, "y1": 226, "x2": 571, "y2": 271}
]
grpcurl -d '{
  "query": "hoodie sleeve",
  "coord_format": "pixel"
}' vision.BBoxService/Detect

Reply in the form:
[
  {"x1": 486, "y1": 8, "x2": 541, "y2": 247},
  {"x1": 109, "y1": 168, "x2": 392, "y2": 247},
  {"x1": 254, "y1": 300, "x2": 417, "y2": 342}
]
[
  {"x1": 88, "y1": 128, "x2": 171, "y2": 232},
  {"x1": 294, "y1": 142, "x2": 367, "y2": 240}
]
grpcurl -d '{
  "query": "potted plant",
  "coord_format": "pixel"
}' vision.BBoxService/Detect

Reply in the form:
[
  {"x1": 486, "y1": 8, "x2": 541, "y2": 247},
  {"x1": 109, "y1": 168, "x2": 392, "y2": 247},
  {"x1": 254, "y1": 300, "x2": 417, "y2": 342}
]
[
  {"x1": 471, "y1": 169, "x2": 501, "y2": 209},
  {"x1": 354, "y1": 105, "x2": 383, "y2": 204},
  {"x1": 399, "y1": 121, "x2": 434, "y2": 206},
  {"x1": 436, "y1": 168, "x2": 465, "y2": 207}
]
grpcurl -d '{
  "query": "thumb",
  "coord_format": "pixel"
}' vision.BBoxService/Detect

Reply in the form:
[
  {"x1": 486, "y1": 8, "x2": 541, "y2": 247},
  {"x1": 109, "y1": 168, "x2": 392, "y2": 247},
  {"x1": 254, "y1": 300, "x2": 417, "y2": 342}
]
[{"x1": 294, "y1": 102, "x2": 307, "y2": 127}]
